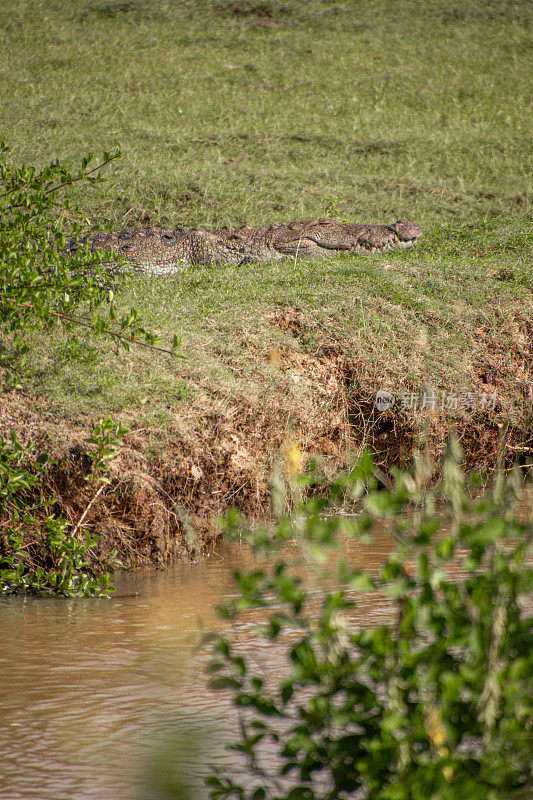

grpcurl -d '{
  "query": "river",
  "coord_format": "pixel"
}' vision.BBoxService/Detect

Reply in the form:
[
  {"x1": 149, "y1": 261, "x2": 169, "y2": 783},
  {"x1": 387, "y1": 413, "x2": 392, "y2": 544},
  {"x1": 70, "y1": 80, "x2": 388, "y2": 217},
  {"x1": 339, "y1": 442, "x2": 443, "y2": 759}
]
[{"x1": 0, "y1": 529, "x2": 412, "y2": 799}]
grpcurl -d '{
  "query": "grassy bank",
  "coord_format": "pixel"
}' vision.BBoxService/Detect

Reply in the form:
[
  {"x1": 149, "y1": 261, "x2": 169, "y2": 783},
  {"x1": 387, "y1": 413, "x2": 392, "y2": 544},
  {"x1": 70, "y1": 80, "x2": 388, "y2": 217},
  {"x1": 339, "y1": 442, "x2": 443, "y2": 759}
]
[{"x1": 0, "y1": 0, "x2": 531, "y2": 564}]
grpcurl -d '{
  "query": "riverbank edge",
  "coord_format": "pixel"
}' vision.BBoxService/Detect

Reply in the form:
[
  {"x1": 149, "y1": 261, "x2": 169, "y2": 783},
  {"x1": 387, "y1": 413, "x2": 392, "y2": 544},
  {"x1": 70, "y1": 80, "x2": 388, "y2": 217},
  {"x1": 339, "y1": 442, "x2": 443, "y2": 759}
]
[{"x1": 1, "y1": 307, "x2": 531, "y2": 570}]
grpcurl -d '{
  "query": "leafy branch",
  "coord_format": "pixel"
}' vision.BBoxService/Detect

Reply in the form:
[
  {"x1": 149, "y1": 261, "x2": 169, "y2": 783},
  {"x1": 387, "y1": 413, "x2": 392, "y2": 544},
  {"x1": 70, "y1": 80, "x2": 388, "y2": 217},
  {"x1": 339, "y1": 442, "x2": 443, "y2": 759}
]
[
  {"x1": 0, "y1": 142, "x2": 182, "y2": 387},
  {"x1": 0, "y1": 148, "x2": 120, "y2": 203},
  {"x1": 1, "y1": 295, "x2": 182, "y2": 356}
]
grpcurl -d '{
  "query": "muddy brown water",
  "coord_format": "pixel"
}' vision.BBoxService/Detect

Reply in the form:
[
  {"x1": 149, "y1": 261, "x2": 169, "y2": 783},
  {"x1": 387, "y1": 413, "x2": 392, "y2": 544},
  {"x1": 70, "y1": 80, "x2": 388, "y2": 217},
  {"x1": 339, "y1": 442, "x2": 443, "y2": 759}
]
[{"x1": 0, "y1": 530, "x2": 403, "y2": 799}]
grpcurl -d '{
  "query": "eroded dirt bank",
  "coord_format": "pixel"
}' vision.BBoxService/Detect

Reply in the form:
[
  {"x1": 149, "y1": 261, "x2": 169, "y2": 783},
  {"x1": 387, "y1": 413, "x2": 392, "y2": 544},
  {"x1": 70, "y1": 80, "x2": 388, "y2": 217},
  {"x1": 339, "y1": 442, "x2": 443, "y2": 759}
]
[{"x1": 1, "y1": 307, "x2": 531, "y2": 568}]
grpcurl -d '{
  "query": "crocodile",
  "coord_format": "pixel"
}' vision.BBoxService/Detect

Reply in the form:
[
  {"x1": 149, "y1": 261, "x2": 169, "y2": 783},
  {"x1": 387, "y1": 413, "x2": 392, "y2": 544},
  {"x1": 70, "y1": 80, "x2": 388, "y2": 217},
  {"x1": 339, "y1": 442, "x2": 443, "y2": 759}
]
[{"x1": 71, "y1": 218, "x2": 422, "y2": 275}]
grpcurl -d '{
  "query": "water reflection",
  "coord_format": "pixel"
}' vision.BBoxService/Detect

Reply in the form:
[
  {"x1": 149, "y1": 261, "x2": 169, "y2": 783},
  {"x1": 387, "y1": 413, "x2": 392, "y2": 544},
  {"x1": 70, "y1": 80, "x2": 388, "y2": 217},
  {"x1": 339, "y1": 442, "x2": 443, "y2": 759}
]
[{"x1": 0, "y1": 533, "x2": 395, "y2": 800}]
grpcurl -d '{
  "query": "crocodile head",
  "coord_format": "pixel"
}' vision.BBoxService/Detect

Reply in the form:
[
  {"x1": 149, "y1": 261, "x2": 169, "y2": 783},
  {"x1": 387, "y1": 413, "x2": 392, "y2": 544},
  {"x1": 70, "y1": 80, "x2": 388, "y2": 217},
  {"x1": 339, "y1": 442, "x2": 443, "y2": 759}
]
[
  {"x1": 344, "y1": 219, "x2": 423, "y2": 254},
  {"x1": 385, "y1": 219, "x2": 423, "y2": 249},
  {"x1": 273, "y1": 218, "x2": 423, "y2": 257}
]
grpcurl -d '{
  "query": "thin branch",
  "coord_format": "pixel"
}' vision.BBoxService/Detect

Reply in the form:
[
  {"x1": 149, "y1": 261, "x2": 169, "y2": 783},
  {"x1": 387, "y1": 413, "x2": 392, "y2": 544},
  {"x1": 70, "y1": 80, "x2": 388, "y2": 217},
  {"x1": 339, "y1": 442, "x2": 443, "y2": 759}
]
[
  {"x1": 0, "y1": 155, "x2": 118, "y2": 203},
  {"x1": 1, "y1": 297, "x2": 179, "y2": 356},
  {"x1": 71, "y1": 482, "x2": 107, "y2": 540}
]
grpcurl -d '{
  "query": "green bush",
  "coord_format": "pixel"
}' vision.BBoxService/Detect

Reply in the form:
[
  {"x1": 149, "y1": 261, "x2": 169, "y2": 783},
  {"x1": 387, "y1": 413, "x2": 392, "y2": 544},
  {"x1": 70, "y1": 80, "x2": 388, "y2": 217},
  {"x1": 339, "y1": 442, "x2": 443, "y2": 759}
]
[
  {"x1": 0, "y1": 416, "x2": 127, "y2": 596},
  {"x1": 204, "y1": 441, "x2": 532, "y2": 800},
  {"x1": 0, "y1": 144, "x2": 181, "y2": 594},
  {"x1": 0, "y1": 141, "x2": 179, "y2": 388}
]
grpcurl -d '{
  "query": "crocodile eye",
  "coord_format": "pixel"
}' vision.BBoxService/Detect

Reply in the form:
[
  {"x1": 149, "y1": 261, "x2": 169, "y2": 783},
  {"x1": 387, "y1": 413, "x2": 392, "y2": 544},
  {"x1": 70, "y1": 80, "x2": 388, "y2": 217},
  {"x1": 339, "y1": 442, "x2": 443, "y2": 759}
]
[
  {"x1": 120, "y1": 244, "x2": 131, "y2": 252},
  {"x1": 161, "y1": 234, "x2": 174, "y2": 243},
  {"x1": 118, "y1": 230, "x2": 132, "y2": 240}
]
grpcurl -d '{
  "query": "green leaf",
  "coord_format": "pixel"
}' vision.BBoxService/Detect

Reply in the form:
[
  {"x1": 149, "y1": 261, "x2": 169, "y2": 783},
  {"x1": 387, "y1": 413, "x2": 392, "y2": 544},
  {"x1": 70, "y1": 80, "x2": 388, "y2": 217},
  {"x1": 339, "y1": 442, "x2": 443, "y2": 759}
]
[
  {"x1": 208, "y1": 676, "x2": 243, "y2": 691},
  {"x1": 348, "y1": 570, "x2": 376, "y2": 592},
  {"x1": 436, "y1": 537, "x2": 454, "y2": 559}
]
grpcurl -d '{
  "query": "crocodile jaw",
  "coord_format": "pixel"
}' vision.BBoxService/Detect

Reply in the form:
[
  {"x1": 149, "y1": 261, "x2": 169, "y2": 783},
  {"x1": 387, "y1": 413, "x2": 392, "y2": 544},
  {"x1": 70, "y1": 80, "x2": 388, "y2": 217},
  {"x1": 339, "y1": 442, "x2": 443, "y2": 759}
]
[{"x1": 349, "y1": 239, "x2": 416, "y2": 254}]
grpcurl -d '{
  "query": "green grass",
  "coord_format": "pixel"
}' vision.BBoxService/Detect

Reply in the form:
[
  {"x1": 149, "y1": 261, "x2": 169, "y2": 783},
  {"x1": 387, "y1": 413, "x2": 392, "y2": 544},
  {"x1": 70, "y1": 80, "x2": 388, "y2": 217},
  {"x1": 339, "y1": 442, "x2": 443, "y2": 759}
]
[
  {"x1": 1, "y1": 0, "x2": 531, "y2": 469},
  {"x1": 23, "y1": 213, "x2": 530, "y2": 430},
  {"x1": 0, "y1": 0, "x2": 530, "y2": 228}
]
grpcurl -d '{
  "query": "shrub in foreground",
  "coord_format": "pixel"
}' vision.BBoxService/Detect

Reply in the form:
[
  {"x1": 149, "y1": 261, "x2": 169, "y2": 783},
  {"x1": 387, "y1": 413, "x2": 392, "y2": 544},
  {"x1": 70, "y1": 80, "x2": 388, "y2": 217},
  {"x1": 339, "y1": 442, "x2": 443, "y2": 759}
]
[{"x1": 204, "y1": 441, "x2": 532, "y2": 800}]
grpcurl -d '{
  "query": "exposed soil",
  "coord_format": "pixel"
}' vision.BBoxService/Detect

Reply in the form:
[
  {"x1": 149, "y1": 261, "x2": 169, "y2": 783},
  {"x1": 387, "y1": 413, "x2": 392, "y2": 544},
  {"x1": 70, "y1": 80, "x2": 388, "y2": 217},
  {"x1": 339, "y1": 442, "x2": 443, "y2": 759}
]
[{"x1": 0, "y1": 306, "x2": 531, "y2": 570}]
